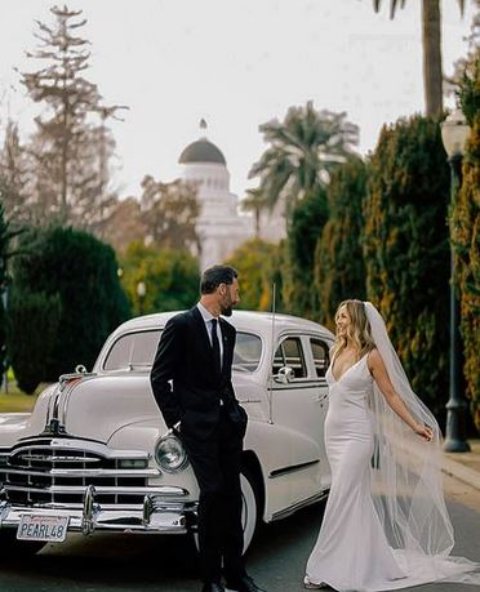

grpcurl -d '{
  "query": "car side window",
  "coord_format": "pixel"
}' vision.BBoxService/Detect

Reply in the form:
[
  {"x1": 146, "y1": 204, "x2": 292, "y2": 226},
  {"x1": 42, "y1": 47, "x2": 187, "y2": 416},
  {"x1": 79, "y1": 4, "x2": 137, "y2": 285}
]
[
  {"x1": 309, "y1": 338, "x2": 330, "y2": 378},
  {"x1": 273, "y1": 337, "x2": 307, "y2": 379}
]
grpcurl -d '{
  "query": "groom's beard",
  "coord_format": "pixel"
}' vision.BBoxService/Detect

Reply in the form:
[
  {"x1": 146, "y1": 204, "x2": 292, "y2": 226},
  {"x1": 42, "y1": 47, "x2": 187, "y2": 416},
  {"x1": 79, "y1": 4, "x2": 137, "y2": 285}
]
[{"x1": 221, "y1": 305, "x2": 233, "y2": 317}]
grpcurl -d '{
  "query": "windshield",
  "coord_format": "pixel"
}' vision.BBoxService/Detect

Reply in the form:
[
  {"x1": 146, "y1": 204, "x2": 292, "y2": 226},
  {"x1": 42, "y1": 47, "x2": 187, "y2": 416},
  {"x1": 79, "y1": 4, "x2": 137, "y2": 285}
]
[
  {"x1": 103, "y1": 330, "x2": 160, "y2": 371},
  {"x1": 232, "y1": 332, "x2": 262, "y2": 373},
  {"x1": 103, "y1": 329, "x2": 262, "y2": 373}
]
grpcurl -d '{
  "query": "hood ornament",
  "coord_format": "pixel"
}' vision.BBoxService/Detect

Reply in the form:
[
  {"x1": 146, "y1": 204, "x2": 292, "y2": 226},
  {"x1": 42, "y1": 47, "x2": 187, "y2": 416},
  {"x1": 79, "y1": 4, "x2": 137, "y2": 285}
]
[{"x1": 45, "y1": 418, "x2": 66, "y2": 436}]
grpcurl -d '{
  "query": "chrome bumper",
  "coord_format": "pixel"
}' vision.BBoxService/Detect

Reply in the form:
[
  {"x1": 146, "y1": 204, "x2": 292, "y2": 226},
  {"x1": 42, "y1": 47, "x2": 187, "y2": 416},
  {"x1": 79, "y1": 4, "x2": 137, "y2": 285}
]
[{"x1": 0, "y1": 485, "x2": 198, "y2": 536}]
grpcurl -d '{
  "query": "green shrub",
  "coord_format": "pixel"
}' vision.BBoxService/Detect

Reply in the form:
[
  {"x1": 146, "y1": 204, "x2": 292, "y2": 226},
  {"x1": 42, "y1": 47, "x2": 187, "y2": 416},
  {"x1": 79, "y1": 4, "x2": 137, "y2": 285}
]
[
  {"x1": 315, "y1": 156, "x2": 367, "y2": 330},
  {"x1": 363, "y1": 115, "x2": 450, "y2": 417},
  {"x1": 283, "y1": 188, "x2": 329, "y2": 318},
  {"x1": 225, "y1": 237, "x2": 281, "y2": 311},
  {"x1": 11, "y1": 226, "x2": 130, "y2": 390},
  {"x1": 8, "y1": 291, "x2": 61, "y2": 394},
  {"x1": 120, "y1": 243, "x2": 200, "y2": 314},
  {"x1": 455, "y1": 61, "x2": 480, "y2": 430}
]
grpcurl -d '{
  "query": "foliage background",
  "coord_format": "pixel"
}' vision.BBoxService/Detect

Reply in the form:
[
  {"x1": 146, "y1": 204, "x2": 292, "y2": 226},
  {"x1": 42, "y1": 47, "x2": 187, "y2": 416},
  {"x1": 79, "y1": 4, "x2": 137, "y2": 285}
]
[
  {"x1": 9, "y1": 226, "x2": 130, "y2": 392},
  {"x1": 456, "y1": 55, "x2": 480, "y2": 430},
  {"x1": 363, "y1": 115, "x2": 451, "y2": 417},
  {"x1": 120, "y1": 242, "x2": 200, "y2": 315},
  {"x1": 314, "y1": 156, "x2": 367, "y2": 329}
]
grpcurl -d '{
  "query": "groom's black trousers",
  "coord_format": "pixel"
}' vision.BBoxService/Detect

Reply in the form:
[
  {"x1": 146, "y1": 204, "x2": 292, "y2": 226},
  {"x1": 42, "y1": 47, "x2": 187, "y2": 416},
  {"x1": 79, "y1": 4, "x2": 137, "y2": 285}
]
[{"x1": 182, "y1": 409, "x2": 245, "y2": 585}]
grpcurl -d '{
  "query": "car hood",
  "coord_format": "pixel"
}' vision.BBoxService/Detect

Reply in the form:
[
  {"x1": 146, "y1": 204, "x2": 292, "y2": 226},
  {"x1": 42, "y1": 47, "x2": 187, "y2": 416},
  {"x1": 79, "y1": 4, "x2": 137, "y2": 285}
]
[
  {"x1": 0, "y1": 370, "x2": 263, "y2": 448},
  {"x1": 0, "y1": 374, "x2": 166, "y2": 446}
]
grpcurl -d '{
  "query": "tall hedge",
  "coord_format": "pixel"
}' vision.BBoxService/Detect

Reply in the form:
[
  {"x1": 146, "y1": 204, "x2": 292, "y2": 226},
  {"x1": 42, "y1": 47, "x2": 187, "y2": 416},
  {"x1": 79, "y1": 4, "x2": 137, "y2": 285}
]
[
  {"x1": 10, "y1": 226, "x2": 130, "y2": 392},
  {"x1": 363, "y1": 116, "x2": 450, "y2": 417},
  {"x1": 314, "y1": 156, "x2": 367, "y2": 330},
  {"x1": 283, "y1": 188, "x2": 329, "y2": 318},
  {"x1": 456, "y1": 59, "x2": 480, "y2": 430}
]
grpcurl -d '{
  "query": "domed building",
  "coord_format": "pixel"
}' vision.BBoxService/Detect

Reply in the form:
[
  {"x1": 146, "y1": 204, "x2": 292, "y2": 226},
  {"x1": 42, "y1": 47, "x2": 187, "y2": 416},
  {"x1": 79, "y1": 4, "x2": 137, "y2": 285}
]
[{"x1": 178, "y1": 123, "x2": 254, "y2": 271}]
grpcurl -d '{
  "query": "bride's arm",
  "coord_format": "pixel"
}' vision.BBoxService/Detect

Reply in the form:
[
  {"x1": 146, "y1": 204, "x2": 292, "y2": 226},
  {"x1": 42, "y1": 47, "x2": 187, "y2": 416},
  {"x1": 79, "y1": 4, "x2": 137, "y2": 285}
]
[{"x1": 368, "y1": 349, "x2": 433, "y2": 441}]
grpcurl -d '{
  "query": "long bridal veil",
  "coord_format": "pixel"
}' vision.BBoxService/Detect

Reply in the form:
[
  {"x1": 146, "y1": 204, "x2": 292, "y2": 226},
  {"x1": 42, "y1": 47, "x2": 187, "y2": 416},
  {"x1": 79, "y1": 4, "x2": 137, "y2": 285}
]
[{"x1": 364, "y1": 301, "x2": 480, "y2": 585}]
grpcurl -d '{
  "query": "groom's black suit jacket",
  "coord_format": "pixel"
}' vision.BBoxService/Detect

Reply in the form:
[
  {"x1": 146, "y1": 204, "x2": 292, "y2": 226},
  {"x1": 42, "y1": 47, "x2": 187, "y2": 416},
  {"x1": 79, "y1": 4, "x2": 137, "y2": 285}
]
[{"x1": 150, "y1": 306, "x2": 247, "y2": 440}]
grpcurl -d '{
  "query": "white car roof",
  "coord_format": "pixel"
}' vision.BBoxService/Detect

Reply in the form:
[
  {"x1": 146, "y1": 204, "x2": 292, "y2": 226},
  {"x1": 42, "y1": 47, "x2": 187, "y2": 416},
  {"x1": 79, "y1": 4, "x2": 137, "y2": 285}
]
[{"x1": 112, "y1": 309, "x2": 333, "y2": 340}]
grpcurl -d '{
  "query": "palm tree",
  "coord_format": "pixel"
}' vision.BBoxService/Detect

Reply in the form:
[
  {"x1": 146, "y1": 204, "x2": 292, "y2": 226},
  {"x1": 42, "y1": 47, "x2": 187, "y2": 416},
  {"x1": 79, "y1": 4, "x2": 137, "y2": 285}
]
[
  {"x1": 241, "y1": 188, "x2": 267, "y2": 237},
  {"x1": 249, "y1": 101, "x2": 359, "y2": 225},
  {"x1": 373, "y1": 0, "x2": 466, "y2": 116}
]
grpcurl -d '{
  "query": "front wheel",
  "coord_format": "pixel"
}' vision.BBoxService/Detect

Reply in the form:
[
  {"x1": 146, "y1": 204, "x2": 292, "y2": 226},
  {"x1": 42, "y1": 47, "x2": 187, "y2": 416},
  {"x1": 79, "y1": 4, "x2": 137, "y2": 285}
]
[
  {"x1": 193, "y1": 467, "x2": 261, "y2": 555},
  {"x1": 0, "y1": 528, "x2": 47, "y2": 559},
  {"x1": 240, "y1": 468, "x2": 260, "y2": 554}
]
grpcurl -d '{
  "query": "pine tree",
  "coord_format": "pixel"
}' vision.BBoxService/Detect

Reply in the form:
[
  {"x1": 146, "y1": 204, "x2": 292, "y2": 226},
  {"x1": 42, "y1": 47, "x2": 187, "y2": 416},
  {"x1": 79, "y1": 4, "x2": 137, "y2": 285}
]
[
  {"x1": 0, "y1": 122, "x2": 32, "y2": 224},
  {"x1": 19, "y1": 6, "x2": 124, "y2": 230}
]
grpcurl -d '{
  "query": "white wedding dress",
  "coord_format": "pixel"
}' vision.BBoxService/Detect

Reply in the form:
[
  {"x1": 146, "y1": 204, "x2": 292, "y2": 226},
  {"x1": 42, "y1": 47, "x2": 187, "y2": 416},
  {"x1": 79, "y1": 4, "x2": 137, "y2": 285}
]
[{"x1": 305, "y1": 352, "x2": 480, "y2": 592}]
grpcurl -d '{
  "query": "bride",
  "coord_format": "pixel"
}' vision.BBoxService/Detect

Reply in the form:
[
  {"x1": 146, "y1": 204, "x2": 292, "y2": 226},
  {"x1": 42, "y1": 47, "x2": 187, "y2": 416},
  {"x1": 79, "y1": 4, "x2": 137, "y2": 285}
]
[{"x1": 304, "y1": 300, "x2": 480, "y2": 591}]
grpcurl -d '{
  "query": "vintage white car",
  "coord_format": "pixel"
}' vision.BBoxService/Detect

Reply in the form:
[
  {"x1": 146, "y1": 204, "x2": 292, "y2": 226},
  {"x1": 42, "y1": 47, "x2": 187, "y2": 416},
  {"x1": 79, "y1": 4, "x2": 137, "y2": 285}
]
[{"x1": 0, "y1": 310, "x2": 334, "y2": 555}]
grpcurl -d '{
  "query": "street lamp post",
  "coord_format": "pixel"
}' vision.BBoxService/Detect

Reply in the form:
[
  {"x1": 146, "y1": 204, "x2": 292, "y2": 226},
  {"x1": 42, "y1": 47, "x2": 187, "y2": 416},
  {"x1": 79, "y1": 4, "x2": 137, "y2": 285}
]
[
  {"x1": 136, "y1": 281, "x2": 147, "y2": 316},
  {"x1": 440, "y1": 109, "x2": 471, "y2": 453}
]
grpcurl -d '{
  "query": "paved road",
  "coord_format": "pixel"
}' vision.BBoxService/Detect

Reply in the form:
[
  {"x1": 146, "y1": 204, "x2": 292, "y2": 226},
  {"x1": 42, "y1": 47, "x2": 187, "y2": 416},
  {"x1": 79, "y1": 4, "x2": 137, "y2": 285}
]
[{"x1": 0, "y1": 480, "x2": 479, "y2": 592}]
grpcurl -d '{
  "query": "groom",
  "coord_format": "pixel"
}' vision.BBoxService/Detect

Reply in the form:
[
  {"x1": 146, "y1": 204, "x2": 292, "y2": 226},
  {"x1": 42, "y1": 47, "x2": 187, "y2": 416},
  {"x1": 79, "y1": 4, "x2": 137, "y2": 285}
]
[{"x1": 150, "y1": 265, "x2": 267, "y2": 592}]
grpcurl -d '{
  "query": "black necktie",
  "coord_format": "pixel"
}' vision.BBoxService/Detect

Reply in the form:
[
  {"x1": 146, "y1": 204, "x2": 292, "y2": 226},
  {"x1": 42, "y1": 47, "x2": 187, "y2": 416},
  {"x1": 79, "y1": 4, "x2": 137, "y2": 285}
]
[{"x1": 211, "y1": 318, "x2": 221, "y2": 374}]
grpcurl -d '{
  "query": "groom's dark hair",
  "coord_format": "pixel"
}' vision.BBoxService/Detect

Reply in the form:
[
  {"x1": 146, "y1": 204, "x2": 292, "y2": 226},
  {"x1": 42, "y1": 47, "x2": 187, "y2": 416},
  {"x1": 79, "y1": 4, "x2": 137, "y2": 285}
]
[{"x1": 200, "y1": 265, "x2": 238, "y2": 294}]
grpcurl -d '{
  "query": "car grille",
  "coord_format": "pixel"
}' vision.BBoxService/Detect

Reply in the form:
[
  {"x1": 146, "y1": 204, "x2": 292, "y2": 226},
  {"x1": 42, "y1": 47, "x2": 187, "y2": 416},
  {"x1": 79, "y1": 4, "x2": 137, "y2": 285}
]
[{"x1": 0, "y1": 439, "x2": 150, "y2": 508}]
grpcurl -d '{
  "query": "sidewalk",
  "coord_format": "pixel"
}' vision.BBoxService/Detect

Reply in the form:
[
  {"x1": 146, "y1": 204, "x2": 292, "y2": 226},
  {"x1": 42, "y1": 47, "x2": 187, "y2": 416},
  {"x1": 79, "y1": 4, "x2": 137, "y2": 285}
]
[{"x1": 442, "y1": 439, "x2": 480, "y2": 492}]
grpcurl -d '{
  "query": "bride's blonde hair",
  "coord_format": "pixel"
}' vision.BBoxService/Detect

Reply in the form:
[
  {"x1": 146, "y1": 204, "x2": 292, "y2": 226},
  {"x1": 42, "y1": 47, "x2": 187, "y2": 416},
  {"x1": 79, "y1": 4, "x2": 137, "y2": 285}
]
[{"x1": 331, "y1": 299, "x2": 376, "y2": 361}]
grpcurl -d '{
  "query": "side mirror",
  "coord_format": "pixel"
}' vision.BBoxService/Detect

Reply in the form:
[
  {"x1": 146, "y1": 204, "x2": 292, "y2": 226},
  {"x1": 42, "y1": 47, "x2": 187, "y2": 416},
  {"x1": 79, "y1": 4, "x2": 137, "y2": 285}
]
[
  {"x1": 75, "y1": 365, "x2": 87, "y2": 374},
  {"x1": 273, "y1": 366, "x2": 294, "y2": 384}
]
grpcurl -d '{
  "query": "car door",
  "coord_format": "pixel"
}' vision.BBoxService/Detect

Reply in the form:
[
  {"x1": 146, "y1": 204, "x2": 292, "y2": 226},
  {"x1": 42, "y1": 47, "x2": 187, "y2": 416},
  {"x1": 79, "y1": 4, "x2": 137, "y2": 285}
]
[
  {"x1": 305, "y1": 335, "x2": 332, "y2": 481},
  {"x1": 270, "y1": 333, "x2": 331, "y2": 506}
]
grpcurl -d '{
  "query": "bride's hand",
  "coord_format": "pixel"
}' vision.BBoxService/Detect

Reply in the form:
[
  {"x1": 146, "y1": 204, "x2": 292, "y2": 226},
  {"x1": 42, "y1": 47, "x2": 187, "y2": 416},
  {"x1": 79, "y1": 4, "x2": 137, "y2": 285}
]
[{"x1": 414, "y1": 423, "x2": 433, "y2": 441}]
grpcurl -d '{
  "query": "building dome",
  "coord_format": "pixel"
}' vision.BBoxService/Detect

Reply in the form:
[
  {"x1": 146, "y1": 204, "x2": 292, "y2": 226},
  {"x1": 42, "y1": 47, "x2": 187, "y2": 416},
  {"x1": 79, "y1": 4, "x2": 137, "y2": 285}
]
[{"x1": 179, "y1": 138, "x2": 226, "y2": 165}]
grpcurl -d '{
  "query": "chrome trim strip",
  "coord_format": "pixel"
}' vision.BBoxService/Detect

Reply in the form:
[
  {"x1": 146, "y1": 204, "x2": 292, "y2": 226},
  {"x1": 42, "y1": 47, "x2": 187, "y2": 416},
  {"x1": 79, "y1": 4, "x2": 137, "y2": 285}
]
[
  {"x1": 0, "y1": 501, "x2": 197, "y2": 535},
  {"x1": 10, "y1": 441, "x2": 150, "y2": 460},
  {"x1": 2, "y1": 468, "x2": 160, "y2": 478},
  {"x1": 60, "y1": 373, "x2": 97, "y2": 427},
  {"x1": 269, "y1": 459, "x2": 320, "y2": 479},
  {"x1": 0, "y1": 501, "x2": 187, "y2": 511},
  {"x1": 11, "y1": 455, "x2": 101, "y2": 463},
  {"x1": 82, "y1": 484, "x2": 98, "y2": 535},
  {"x1": 270, "y1": 490, "x2": 328, "y2": 522},
  {"x1": 270, "y1": 382, "x2": 327, "y2": 391},
  {"x1": 3, "y1": 485, "x2": 188, "y2": 496}
]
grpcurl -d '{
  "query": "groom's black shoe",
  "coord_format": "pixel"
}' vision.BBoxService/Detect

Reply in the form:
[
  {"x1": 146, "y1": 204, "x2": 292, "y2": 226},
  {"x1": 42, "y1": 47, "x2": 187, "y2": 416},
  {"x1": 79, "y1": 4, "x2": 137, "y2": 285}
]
[
  {"x1": 201, "y1": 582, "x2": 225, "y2": 592},
  {"x1": 225, "y1": 575, "x2": 268, "y2": 592}
]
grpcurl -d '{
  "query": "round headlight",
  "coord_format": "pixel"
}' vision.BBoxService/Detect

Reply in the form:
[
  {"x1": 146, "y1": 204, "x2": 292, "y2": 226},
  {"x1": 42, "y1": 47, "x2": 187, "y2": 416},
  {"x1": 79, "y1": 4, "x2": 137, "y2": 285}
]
[{"x1": 155, "y1": 434, "x2": 188, "y2": 473}]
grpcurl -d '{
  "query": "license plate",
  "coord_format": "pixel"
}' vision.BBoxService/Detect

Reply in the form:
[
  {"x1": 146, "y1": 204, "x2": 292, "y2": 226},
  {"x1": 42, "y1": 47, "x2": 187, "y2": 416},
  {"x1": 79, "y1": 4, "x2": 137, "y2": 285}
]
[{"x1": 17, "y1": 514, "x2": 69, "y2": 542}]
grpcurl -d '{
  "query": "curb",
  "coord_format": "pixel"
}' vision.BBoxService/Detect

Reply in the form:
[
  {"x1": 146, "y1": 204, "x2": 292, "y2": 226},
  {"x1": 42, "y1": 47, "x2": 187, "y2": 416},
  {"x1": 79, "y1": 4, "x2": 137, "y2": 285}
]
[{"x1": 441, "y1": 455, "x2": 480, "y2": 492}]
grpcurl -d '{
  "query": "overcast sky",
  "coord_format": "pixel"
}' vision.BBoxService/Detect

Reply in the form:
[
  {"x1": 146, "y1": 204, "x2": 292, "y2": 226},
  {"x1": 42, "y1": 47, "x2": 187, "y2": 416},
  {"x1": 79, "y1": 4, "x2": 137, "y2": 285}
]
[{"x1": 0, "y1": 0, "x2": 475, "y2": 199}]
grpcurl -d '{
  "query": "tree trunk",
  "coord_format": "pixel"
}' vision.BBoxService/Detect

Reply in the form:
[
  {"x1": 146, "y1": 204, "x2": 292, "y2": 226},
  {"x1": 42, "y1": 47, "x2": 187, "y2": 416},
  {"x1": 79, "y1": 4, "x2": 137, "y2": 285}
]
[{"x1": 422, "y1": 0, "x2": 443, "y2": 116}]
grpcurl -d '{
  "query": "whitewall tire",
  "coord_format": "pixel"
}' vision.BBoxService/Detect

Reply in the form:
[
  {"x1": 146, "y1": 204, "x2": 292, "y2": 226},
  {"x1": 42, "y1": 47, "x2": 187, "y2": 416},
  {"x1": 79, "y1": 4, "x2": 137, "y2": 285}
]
[
  {"x1": 240, "y1": 469, "x2": 259, "y2": 553},
  {"x1": 193, "y1": 468, "x2": 260, "y2": 555}
]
